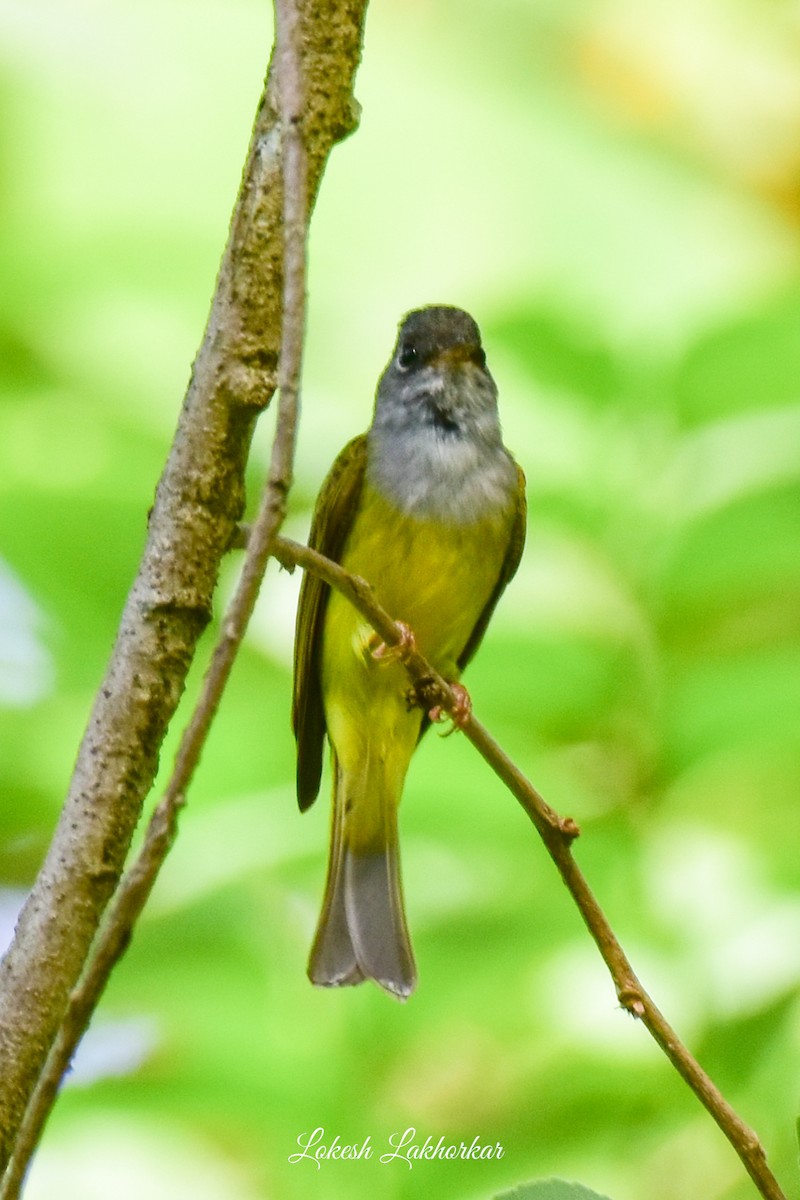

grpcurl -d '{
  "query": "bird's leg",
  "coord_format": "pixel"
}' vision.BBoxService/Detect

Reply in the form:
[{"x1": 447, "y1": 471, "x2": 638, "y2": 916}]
[
  {"x1": 369, "y1": 620, "x2": 416, "y2": 664},
  {"x1": 429, "y1": 682, "x2": 472, "y2": 736}
]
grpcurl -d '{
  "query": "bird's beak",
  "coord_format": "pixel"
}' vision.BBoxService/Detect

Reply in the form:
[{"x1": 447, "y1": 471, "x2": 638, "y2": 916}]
[{"x1": 431, "y1": 344, "x2": 483, "y2": 369}]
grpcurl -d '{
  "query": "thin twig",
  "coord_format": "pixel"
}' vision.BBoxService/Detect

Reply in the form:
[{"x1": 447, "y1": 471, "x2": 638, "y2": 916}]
[
  {"x1": 268, "y1": 534, "x2": 788, "y2": 1200},
  {"x1": 0, "y1": 8, "x2": 309, "y2": 1196}
]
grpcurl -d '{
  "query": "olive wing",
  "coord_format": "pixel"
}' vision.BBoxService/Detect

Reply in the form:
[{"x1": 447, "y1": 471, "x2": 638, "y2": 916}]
[{"x1": 292, "y1": 434, "x2": 368, "y2": 811}]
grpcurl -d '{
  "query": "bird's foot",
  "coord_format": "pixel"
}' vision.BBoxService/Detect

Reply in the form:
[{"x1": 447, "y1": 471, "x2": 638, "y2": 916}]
[
  {"x1": 429, "y1": 682, "x2": 472, "y2": 736},
  {"x1": 370, "y1": 620, "x2": 416, "y2": 664}
]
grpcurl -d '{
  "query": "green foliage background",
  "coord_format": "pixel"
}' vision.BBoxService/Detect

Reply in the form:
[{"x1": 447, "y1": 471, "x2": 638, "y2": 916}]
[{"x1": 1, "y1": 0, "x2": 799, "y2": 1197}]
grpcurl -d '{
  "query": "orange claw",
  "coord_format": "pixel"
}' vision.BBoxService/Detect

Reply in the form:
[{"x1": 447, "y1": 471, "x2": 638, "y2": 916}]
[
  {"x1": 428, "y1": 682, "x2": 472, "y2": 736},
  {"x1": 370, "y1": 620, "x2": 416, "y2": 664}
]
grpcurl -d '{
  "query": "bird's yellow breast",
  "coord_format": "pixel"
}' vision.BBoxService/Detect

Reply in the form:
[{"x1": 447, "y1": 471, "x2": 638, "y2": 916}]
[{"x1": 321, "y1": 481, "x2": 513, "y2": 705}]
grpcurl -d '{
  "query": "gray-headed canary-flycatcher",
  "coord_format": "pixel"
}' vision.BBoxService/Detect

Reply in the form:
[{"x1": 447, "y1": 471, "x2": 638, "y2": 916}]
[{"x1": 292, "y1": 305, "x2": 526, "y2": 999}]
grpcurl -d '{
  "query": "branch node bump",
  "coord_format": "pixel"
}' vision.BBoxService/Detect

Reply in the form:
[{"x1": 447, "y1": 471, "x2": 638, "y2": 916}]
[
  {"x1": 411, "y1": 674, "x2": 444, "y2": 714},
  {"x1": 617, "y1": 986, "x2": 646, "y2": 1018},
  {"x1": 559, "y1": 816, "x2": 581, "y2": 842}
]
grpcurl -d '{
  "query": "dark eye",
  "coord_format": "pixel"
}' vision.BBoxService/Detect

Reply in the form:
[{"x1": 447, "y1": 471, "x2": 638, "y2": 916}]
[
  {"x1": 472, "y1": 347, "x2": 487, "y2": 369},
  {"x1": 397, "y1": 342, "x2": 418, "y2": 371}
]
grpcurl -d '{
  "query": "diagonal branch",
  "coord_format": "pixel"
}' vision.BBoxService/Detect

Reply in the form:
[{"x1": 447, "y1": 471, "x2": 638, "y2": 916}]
[
  {"x1": 266, "y1": 534, "x2": 787, "y2": 1200},
  {"x1": 0, "y1": 0, "x2": 368, "y2": 1178}
]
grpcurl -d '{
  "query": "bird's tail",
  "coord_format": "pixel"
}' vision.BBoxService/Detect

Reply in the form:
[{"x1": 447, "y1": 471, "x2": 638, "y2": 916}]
[{"x1": 307, "y1": 753, "x2": 417, "y2": 999}]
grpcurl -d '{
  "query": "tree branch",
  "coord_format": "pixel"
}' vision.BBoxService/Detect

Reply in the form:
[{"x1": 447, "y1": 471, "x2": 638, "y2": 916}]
[
  {"x1": 0, "y1": 0, "x2": 367, "y2": 1177},
  {"x1": 266, "y1": 534, "x2": 787, "y2": 1200},
  {"x1": 0, "y1": 4, "x2": 311, "y2": 1192}
]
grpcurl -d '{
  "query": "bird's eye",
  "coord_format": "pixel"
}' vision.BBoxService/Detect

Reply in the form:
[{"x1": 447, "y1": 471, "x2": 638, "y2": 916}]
[
  {"x1": 473, "y1": 347, "x2": 487, "y2": 369},
  {"x1": 397, "y1": 342, "x2": 418, "y2": 371}
]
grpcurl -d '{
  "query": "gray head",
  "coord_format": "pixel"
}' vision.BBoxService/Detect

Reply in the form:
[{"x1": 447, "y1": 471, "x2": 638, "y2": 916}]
[
  {"x1": 372, "y1": 305, "x2": 502, "y2": 448},
  {"x1": 367, "y1": 306, "x2": 516, "y2": 523}
]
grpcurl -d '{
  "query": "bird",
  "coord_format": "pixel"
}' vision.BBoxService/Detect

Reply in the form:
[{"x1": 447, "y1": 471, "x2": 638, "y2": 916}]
[{"x1": 292, "y1": 304, "x2": 526, "y2": 999}]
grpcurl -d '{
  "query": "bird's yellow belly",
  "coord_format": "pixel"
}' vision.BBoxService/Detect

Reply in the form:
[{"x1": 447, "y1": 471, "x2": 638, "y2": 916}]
[
  {"x1": 322, "y1": 483, "x2": 511, "y2": 709},
  {"x1": 319, "y1": 484, "x2": 512, "y2": 852}
]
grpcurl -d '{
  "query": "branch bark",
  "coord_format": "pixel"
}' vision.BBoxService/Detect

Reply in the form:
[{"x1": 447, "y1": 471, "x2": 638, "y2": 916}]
[
  {"x1": 0, "y1": 0, "x2": 367, "y2": 1175},
  {"x1": 0, "y1": 6, "x2": 311, "y2": 1190}
]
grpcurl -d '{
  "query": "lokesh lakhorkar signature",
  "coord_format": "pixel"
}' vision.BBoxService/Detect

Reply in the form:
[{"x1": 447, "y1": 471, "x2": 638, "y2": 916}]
[{"x1": 289, "y1": 1125, "x2": 506, "y2": 1169}]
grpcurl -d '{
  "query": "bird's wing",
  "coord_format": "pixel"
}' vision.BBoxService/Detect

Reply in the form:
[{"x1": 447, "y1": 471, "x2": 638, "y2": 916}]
[
  {"x1": 292, "y1": 434, "x2": 368, "y2": 811},
  {"x1": 457, "y1": 460, "x2": 527, "y2": 673}
]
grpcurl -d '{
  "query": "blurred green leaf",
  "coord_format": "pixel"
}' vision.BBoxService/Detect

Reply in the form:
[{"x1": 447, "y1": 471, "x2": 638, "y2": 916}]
[
  {"x1": 676, "y1": 288, "x2": 800, "y2": 427},
  {"x1": 495, "y1": 1181, "x2": 612, "y2": 1200}
]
